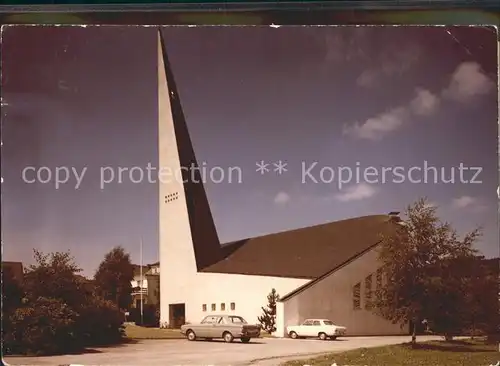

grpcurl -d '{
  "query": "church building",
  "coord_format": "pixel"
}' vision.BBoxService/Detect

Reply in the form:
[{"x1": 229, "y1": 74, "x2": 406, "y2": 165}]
[{"x1": 156, "y1": 30, "x2": 407, "y2": 337}]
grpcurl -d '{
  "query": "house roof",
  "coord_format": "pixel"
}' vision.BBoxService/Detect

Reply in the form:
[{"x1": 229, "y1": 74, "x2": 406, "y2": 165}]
[
  {"x1": 75, "y1": 274, "x2": 93, "y2": 283},
  {"x1": 2, "y1": 261, "x2": 24, "y2": 281},
  {"x1": 201, "y1": 214, "x2": 399, "y2": 280},
  {"x1": 481, "y1": 257, "x2": 499, "y2": 271},
  {"x1": 132, "y1": 264, "x2": 150, "y2": 277}
]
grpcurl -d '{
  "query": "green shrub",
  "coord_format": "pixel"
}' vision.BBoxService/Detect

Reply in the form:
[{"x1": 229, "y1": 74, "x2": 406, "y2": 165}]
[
  {"x1": 4, "y1": 296, "x2": 126, "y2": 355},
  {"x1": 2, "y1": 250, "x2": 130, "y2": 355},
  {"x1": 4, "y1": 297, "x2": 79, "y2": 356},
  {"x1": 134, "y1": 304, "x2": 159, "y2": 327},
  {"x1": 128, "y1": 307, "x2": 140, "y2": 323},
  {"x1": 23, "y1": 251, "x2": 89, "y2": 309},
  {"x1": 2, "y1": 266, "x2": 24, "y2": 353},
  {"x1": 76, "y1": 297, "x2": 125, "y2": 346}
]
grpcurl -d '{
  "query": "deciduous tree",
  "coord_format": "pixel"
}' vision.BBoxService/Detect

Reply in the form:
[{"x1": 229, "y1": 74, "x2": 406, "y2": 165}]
[
  {"x1": 3, "y1": 249, "x2": 126, "y2": 356},
  {"x1": 23, "y1": 250, "x2": 90, "y2": 308},
  {"x1": 453, "y1": 256, "x2": 499, "y2": 337},
  {"x1": 94, "y1": 246, "x2": 134, "y2": 310},
  {"x1": 373, "y1": 198, "x2": 480, "y2": 345},
  {"x1": 2, "y1": 265, "x2": 25, "y2": 354},
  {"x1": 2, "y1": 265, "x2": 24, "y2": 314}
]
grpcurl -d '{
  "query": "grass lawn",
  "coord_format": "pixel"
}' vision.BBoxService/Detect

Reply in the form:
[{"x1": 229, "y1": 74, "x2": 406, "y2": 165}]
[
  {"x1": 282, "y1": 339, "x2": 499, "y2": 366},
  {"x1": 124, "y1": 323, "x2": 184, "y2": 339},
  {"x1": 124, "y1": 323, "x2": 273, "y2": 340}
]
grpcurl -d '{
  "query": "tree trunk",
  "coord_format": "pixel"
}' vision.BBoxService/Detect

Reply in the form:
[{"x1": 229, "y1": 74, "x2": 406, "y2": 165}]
[{"x1": 411, "y1": 321, "x2": 417, "y2": 346}]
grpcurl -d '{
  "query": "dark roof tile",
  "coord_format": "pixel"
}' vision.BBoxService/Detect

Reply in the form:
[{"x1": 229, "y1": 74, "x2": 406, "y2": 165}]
[{"x1": 202, "y1": 215, "x2": 398, "y2": 279}]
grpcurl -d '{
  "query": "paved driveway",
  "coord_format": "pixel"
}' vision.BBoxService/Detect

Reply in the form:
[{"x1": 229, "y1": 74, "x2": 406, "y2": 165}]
[{"x1": 4, "y1": 335, "x2": 442, "y2": 366}]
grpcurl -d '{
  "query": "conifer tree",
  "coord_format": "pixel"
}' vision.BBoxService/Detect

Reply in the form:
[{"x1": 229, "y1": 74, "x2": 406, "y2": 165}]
[{"x1": 258, "y1": 288, "x2": 280, "y2": 334}]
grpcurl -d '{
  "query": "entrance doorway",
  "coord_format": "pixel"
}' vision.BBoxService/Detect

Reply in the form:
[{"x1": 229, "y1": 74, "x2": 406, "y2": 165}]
[{"x1": 169, "y1": 303, "x2": 186, "y2": 328}]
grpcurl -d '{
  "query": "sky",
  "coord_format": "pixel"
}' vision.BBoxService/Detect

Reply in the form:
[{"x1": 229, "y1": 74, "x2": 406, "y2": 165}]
[{"x1": 1, "y1": 26, "x2": 498, "y2": 276}]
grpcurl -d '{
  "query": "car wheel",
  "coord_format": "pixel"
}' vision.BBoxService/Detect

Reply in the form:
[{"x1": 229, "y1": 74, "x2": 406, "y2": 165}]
[
  {"x1": 289, "y1": 331, "x2": 298, "y2": 339},
  {"x1": 223, "y1": 332, "x2": 234, "y2": 343},
  {"x1": 240, "y1": 337, "x2": 251, "y2": 343},
  {"x1": 319, "y1": 332, "x2": 327, "y2": 340},
  {"x1": 186, "y1": 330, "x2": 196, "y2": 341}
]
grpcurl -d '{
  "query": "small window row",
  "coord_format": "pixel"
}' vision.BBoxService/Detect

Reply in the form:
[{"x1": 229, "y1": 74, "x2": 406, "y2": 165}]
[
  {"x1": 202, "y1": 302, "x2": 235, "y2": 312},
  {"x1": 165, "y1": 192, "x2": 179, "y2": 203}
]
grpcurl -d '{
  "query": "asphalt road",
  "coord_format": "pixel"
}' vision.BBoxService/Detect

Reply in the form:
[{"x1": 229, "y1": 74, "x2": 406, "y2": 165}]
[{"x1": 4, "y1": 335, "x2": 442, "y2": 366}]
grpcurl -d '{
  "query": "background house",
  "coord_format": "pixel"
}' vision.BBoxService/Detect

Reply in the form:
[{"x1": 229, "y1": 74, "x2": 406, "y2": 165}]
[
  {"x1": 131, "y1": 262, "x2": 160, "y2": 309},
  {"x1": 75, "y1": 274, "x2": 96, "y2": 293},
  {"x1": 2, "y1": 261, "x2": 24, "y2": 283}
]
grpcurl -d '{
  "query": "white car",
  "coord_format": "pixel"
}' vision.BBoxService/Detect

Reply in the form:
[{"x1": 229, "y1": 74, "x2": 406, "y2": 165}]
[{"x1": 286, "y1": 319, "x2": 347, "y2": 340}]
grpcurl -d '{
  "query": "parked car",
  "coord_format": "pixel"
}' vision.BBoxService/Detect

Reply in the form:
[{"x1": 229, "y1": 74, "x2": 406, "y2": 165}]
[
  {"x1": 180, "y1": 315, "x2": 261, "y2": 343},
  {"x1": 286, "y1": 319, "x2": 347, "y2": 340}
]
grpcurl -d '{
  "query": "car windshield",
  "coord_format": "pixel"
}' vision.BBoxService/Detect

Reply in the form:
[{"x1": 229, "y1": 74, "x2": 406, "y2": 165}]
[
  {"x1": 201, "y1": 316, "x2": 219, "y2": 324},
  {"x1": 228, "y1": 316, "x2": 247, "y2": 324},
  {"x1": 323, "y1": 320, "x2": 334, "y2": 325}
]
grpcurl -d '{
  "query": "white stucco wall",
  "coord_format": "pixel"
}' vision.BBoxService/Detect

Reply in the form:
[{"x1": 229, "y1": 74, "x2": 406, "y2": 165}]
[
  {"x1": 279, "y1": 246, "x2": 408, "y2": 337},
  {"x1": 163, "y1": 271, "x2": 309, "y2": 327},
  {"x1": 131, "y1": 278, "x2": 148, "y2": 289},
  {"x1": 157, "y1": 30, "x2": 199, "y2": 327},
  {"x1": 275, "y1": 301, "x2": 285, "y2": 337}
]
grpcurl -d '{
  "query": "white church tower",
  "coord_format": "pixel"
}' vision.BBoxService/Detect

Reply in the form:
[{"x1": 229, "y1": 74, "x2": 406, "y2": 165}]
[{"x1": 157, "y1": 30, "x2": 222, "y2": 328}]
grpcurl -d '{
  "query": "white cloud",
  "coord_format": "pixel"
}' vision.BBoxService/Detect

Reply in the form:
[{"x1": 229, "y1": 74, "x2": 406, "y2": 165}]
[
  {"x1": 451, "y1": 195, "x2": 487, "y2": 212},
  {"x1": 274, "y1": 191, "x2": 290, "y2": 204},
  {"x1": 343, "y1": 107, "x2": 409, "y2": 140},
  {"x1": 442, "y1": 62, "x2": 495, "y2": 102},
  {"x1": 452, "y1": 195, "x2": 476, "y2": 208},
  {"x1": 346, "y1": 60, "x2": 494, "y2": 142},
  {"x1": 356, "y1": 69, "x2": 379, "y2": 88},
  {"x1": 423, "y1": 201, "x2": 438, "y2": 209},
  {"x1": 410, "y1": 88, "x2": 440, "y2": 116},
  {"x1": 335, "y1": 183, "x2": 377, "y2": 202},
  {"x1": 344, "y1": 87, "x2": 440, "y2": 141}
]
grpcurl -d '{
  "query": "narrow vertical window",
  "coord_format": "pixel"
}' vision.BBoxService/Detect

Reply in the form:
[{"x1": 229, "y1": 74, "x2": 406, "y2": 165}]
[
  {"x1": 221, "y1": 303, "x2": 225, "y2": 311},
  {"x1": 353, "y1": 283, "x2": 361, "y2": 310},
  {"x1": 376, "y1": 268, "x2": 383, "y2": 290},
  {"x1": 211, "y1": 303, "x2": 216, "y2": 311},
  {"x1": 230, "y1": 302, "x2": 235, "y2": 310},
  {"x1": 202, "y1": 304, "x2": 207, "y2": 312},
  {"x1": 365, "y1": 274, "x2": 373, "y2": 310}
]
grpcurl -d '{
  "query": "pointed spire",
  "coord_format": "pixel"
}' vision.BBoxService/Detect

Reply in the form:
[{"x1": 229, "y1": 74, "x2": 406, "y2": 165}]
[{"x1": 157, "y1": 29, "x2": 222, "y2": 270}]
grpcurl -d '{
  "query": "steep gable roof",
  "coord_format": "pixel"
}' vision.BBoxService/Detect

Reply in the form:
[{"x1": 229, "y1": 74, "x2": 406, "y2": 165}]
[{"x1": 202, "y1": 214, "x2": 398, "y2": 280}]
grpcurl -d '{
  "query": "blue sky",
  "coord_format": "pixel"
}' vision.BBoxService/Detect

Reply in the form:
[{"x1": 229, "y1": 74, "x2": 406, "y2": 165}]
[{"x1": 2, "y1": 26, "x2": 498, "y2": 276}]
